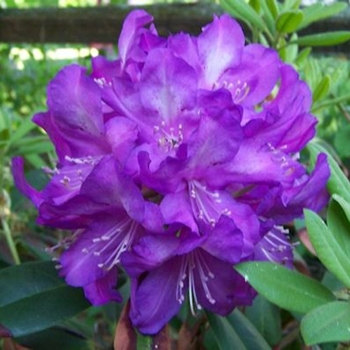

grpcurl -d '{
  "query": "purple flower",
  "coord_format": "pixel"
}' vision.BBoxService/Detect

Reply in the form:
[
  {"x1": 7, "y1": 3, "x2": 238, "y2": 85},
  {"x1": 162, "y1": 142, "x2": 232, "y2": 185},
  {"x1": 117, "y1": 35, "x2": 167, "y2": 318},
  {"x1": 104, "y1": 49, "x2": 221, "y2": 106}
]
[
  {"x1": 122, "y1": 217, "x2": 256, "y2": 334},
  {"x1": 13, "y1": 9, "x2": 330, "y2": 334}
]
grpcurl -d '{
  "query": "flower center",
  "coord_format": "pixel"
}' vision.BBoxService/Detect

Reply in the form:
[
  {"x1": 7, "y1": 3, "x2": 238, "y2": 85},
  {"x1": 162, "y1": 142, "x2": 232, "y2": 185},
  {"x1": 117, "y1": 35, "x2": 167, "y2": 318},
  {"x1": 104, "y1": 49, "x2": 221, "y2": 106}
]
[
  {"x1": 55, "y1": 155, "x2": 100, "y2": 190},
  {"x1": 215, "y1": 79, "x2": 250, "y2": 104},
  {"x1": 153, "y1": 120, "x2": 184, "y2": 152},
  {"x1": 176, "y1": 250, "x2": 216, "y2": 315}
]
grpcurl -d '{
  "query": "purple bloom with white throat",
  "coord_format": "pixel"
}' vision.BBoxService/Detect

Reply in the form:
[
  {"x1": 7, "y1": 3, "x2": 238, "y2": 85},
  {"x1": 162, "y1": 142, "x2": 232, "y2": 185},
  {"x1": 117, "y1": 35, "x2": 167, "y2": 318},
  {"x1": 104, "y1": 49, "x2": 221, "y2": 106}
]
[{"x1": 13, "y1": 9, "x2": 330, "y2": 335}]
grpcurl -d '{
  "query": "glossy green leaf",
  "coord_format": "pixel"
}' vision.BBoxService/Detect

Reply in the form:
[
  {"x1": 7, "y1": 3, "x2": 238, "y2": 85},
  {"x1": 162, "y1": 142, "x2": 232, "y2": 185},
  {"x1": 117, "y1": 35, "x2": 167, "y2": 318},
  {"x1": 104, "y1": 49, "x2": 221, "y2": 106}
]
[
  {"x1": 226, "y1": 309, "x2": 271, "y2": 350},
  {"x1": 279, "y1": 33, "x2": 298, "y2": 63},
  {"x1": 322, "y1": 271, "x2": 345, "y2": 293},
  {"x1": 304, "y1": 57, "x2": 322, "y2": 91},
  {"x1": 245, "y1": 295, "x2": 282, "y2": 346},
  {"x1": 313, "y1": 75, "x2": 331, "y2": 103},
  {"x1": 334, "y1": 125, "x2": 350, "y2": 159},
  {"x1": 220, "y1": 0, "x2": 267, "y2": 32},
  {"x1": 203, "y1": 327, "x2": 220, "y2": 350},
  {"x1": 282, "y1": 0, "x2": 301, "y2": 11},
  {"x1": 0, "y1": 285, "x2": 90, "y2": 338},
  {"x1": 0, "y1": 109, "x2": 11, "y2": 134},
  {"x1": 235, "y1": 261, "x2": 335, "y2": 314},
  {"x1": 207, "y1": 312, "x2": 246, "y2": 350},
  {"x1": 294, "y1": 47, "x2": 312, "y2": 67},
  {"x1": 0, "y1": 261, "x2": 90, "y2": 338},
  {"x1": 260, "y1": 0, "x2": 276, "y2": 35},
  {"x1": 299, "y1": 2, "x2": 348, "y2": 30},
  {"x1": 333, "y1": 194, "x2": 350, "y2": 224},
  {"x1": 301, "y1": 301, "x2": 350, "y2": 345},
  {"x1": 313, "y1": 92, "x2": 350, "y2": 112},
  {"x1": 276, "y1": 10, "x2": 303, "y2": 34},
  {"x1": 14, "y1": 140, "x2": 54, "y2": 156},
  {"x1": 0, "y1": 261, "x2": 63, "y2": 307},
  {"x1": 291, "y1": 31, "x2": 350, "y2": 47},
  {"x1": 16, "y1": 326, "x2": 89, "y2": 350},
  {"x1": 307, "y1": 142, "x2": 350, "y2": 203},
  {"x1": 327, "y1": 198, "x2": 350, "y2": 257},
  {"x1": 304, "y1": 209, "x2": 350, "y2": 288},
  {"x1": 9, "y1": 116, "x2": 37, "y2": 145},
  {"x1": 249, "y1": 0, "x2": 260, "y2": 13},
  {"x1": 266, "y1": 0, "x2": 279, "y2": 19}
]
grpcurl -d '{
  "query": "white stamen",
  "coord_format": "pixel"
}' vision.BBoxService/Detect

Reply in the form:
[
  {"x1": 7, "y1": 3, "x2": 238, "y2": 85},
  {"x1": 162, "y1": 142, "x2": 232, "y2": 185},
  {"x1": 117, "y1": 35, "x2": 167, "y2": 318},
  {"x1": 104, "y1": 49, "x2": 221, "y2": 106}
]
[
  {"x1": 153, "y1": 121, "x2": 184, "y2": 152},
  {"x1": 188, "y1": 180, "x2": 223, "y2": 229},
  {"x1": 86, "y1": 217, "x2": 139, "y2": 271},
  {"x1": 176, "y1": 251, "x2": 216, "y2": 316}
]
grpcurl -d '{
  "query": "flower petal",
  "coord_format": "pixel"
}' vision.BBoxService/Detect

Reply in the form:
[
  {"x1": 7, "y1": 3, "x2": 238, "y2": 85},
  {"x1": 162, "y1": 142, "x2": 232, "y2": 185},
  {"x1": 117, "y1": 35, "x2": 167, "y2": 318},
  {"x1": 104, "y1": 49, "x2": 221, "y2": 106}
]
[
  {"x1": 83, "y1": 267, "x2": 122, "y2": 305},
  {"x1": 11, "y1": 157, "x2": 42, "y2": 207},
  {"x1": 45, "y1": 64, "x2": 109, "y2": 158},
  {"x1": 60, "y1": 212, "x2": 142, "y2": 286},
  {"x1": 194, "y1": 250, "x2": 254, "y2": 314},
  {"x1": 140, "y1": 48, "x2": 197, "y2": 122},
  {"x1": 160, "y1": 191, "x2": 199, "y2": 234},
  {"x1": 129, "y1": 257, "x2": 183, "y2": 334},
  {"x1": 105, "y1": 117, "x2": 139, "y2": 165},
  {"x1": 202, "y1": 216, "x2": 243, "y2": 264},
  {"x1": 220, "y1": 44, "x2": 280, "y2": 107},
  {"x1": 118, "y1": 9, "x2": 154, "y2": 68},
  {"x1": 198, "y1": 14, "x2": 244, "y2": 87}
]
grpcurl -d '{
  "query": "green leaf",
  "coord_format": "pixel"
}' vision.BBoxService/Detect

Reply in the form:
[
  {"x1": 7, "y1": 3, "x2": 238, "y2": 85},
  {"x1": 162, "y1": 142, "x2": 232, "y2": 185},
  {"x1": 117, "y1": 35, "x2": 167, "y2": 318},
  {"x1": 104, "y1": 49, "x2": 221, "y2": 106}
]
[
  {"x1": 299, "y1": 2, "x2": 348, "y2": 30},
  {"x1": 334, "y1": 125, "x2": 350, "y2": 159},
  {"x1": 282, "y1": 0, "x2": 301, "y2": 11},
  {"x1": 203, "y1": 328, "x2": 220, "y2": 350},
  {"x1": 245, "y1": 295, "x2": 282, "y2": 346},
  {"x1": 322, "y1": 271, "x2": 345, "y2": 294},
  {"x1": 235, "y1": 261, "x2": 335, "y2": 314},
  {"x1": 294, "y1": 47, "x2": 312, "y2": 67},
  {"x1": 24, "y1": 153, "x2": 48, "y2": 169},
  {"x1": 10, "y1": 116, "x2": 37, "y2": 145},
  {"x1": 304, "y1": 209, "x2": 350, "y2": 288},
  {"x1": 0, "y1": 109, "x2": 11, "y2": 134},
  {"x1": 226, "y1": 309, "x2": 271, "y2": 350},
  {"x1": 327, "y1": 198, "x2": 350, "y2": 257},
  {"x1": 313, "y1": 92, "x2": 350, "y2": 112},
  {"x1": 279, "y1": 33, "x2": 298, "y2": 63},
  {"x1": 313, "y1": 75, "x2": 331, "y2": 103},
  {"x1": 206, "y1": 312, "x2": 247, "y2": 350},
  {"x1": 0, "y1": 261, "x2": 90, "y2": 338},
  {"x1": 249, "y1": 0, "x2": 260, "y2": 13},
  {"x1": 291, "y1": 31, "x2": 350, "y2": 47},
  {"x1": 307, "y1": 142, "x2": 350, "y2": 202},
  {"x1": 266, "y1": 0, "x2": 279, "y2": 19},
  {"x1": 220, "y1": 0, "x2": 267, "y2": 32},
  {"x1": 0, "y1": 261, "x2": 62, "y2": 307},
  {"x1": 260, "y1": 0, "x2": 276, "y2": 35},
  {"x1": 14, "y1": 140, "x2": 54, "y2": 156},
  {"x1": 16, "y1": 326, "x2": 89, "y2": 350},
  {"x1": 301, "y1": 301, "x2": 350, "y2": 345},
  {"x1": 276, "y1": 10, "x2": 303, "y2": 34},
  {"x1": 333, "y1": 195, "x2": 350, "y2": 224},
  {"x1": 0, "y1": 286, "x2": 90, "y2": 338}
]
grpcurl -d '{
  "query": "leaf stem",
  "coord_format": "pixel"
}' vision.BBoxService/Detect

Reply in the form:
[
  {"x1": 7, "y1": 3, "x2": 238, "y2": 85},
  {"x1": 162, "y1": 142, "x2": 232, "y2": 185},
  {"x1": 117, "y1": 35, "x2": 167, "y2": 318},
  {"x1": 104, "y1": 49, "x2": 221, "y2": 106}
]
[
  {"x1": 312, "y1": 93, "x2": 350, "y2": 113},
  {"x1": 1, "y1": 218, "x2": 21, "y2": 265}
]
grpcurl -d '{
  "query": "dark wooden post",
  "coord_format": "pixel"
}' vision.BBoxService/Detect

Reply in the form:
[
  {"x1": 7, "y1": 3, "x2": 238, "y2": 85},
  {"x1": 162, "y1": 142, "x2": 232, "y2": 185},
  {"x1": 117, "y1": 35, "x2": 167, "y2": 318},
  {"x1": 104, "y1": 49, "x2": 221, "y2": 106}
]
[{"x1": 0, "y1": 3, "x2": 349, "y2": 54}]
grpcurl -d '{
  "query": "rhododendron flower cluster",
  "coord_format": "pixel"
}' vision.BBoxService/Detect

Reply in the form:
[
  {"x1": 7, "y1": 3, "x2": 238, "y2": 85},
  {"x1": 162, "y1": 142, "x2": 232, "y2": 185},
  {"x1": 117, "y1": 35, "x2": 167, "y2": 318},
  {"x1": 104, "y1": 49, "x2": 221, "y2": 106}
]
[{"x1": 13, "y1": 10, "x2": 329, "y2": 334}]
